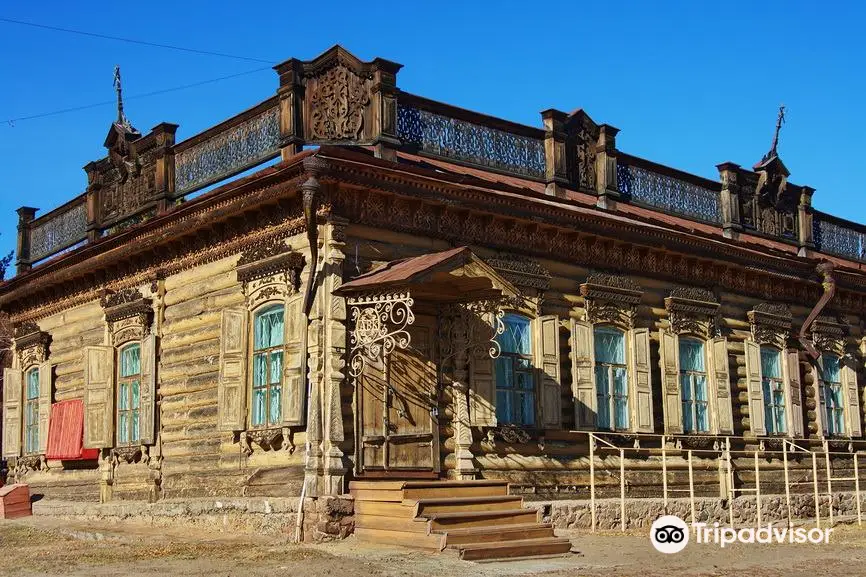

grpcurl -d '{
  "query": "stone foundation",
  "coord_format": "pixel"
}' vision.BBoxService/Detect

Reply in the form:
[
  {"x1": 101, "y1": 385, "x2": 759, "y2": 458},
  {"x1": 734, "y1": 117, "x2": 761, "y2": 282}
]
[
  {"x1": 32, "y1": 495, "x2": 354, "y2": 542},
  {"x1": 537, "y1": 491, "x2": 866, "y2": 530}
]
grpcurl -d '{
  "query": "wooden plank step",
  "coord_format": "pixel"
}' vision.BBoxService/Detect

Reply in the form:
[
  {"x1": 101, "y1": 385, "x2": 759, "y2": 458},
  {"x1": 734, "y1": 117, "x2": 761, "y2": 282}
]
[
  {"x1": 428, "y1": 508, "x2": 539, "y2": 531},
  {"x1": 401, "y1": 480, "x2": 509, "y2": 489},
  {"x1": 355, "y1": 501, "x2": 416, "y2": 518},
  {"x1": 350, "y1": 488, "x2": 405, "y2": 503},
  {"x1": 354, "y1": 528, "x2": 444, "y2": 550},
  {"x1": 442, "y1": 523, "x2": 555, "y2": 547},
  {"x1": 403, "y1": 485, "x2": 509, "y2": 500},
  {"x1": 354, "y1": 514, "x2": 431, "y2": 534},
  {"x1": 412, "y1": 495, "x2": 524, "y2": 516},
  {"x1": 349, "y1": 481, "x2": 408, "y2": 491},
  {"x1": 458, "y1": 537, "x2": 573, "y2": 561}
]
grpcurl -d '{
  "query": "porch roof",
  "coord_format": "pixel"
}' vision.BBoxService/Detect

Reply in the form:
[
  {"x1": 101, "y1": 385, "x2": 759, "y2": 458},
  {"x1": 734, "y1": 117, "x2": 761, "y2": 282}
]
[{"x1": 336, "y1": 246, "x2": 519, "y2": 303}]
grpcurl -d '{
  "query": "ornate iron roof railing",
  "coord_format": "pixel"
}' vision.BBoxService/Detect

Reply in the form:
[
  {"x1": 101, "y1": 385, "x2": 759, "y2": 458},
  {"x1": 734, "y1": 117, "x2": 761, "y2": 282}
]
[
  {"x1": 617, "y1": 156, "x2": 722, "y2": 224},
  {"x1": 396, "y1": 95, "x2": 546, "y2": 180},
  {"x1": 28, "y1": 195, "x2": 88, "y2": 264},
  {"x1": 173, "y1": 99, "x2": 281, "y2": 196},
  {"x1": 814, "y1": 215, "x2": 866, "y2": 262}
]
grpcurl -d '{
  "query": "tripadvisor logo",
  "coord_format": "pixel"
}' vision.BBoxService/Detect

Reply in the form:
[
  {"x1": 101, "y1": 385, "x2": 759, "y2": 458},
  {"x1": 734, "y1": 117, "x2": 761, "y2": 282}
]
[{"x1": 650, "y1": 515, "x2": 833, "y2": 553}]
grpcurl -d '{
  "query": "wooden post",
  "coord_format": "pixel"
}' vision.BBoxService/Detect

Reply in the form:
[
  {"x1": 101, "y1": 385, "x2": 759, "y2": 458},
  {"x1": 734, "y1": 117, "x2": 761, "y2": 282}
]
[
  {"x1": 825, "y1": 449, "x2": 833, "y2": 526},
  {"x1": 854, "y1": 453, "x2": 863, "y2": 527},
  {"x1": 798, "y1": 186, "x2": 815, "y2": 256},
  {"x1": 662, "y1": 435, "x2": 668, "y2": 512},
  {"x1": 754, "y1": 451, "x2": 762, "y2": 527},
  {"x1": 688, "y1": 450, "x2": 696, "y2": 525},
  {"x1": 595, "y1": 125, "x2": 620, "y2": 209},
  {"x1": 813, "y1": 452, "x2": 821, "y2": 529},
  {"x1": 783, "y1": 441, "x2": 792, "y2": 529},
  {"x1": 727, "y1": 441, "x2": 734, "y2": 528},
  {"x1": 620, "y1": 448, "x2": 626, "y2": 532},
  {"x1": 716, "y1": 162, "x2": 743, "y2": 239},
  {"x1": 541, "y1": 109, "x2": 568, "y2": 198},
  {"x1": 590, "y1": 433, "x2": 596, "y2": 533},
  {"x1": 14, "y1": 206, "x2": 37, "y2": 275}
]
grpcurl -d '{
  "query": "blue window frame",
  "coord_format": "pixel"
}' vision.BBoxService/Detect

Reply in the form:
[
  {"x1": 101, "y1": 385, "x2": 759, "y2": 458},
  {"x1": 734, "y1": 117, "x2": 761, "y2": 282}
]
[
  {"x1": 252, "y1": 304, "x2": 284, "y2": 427},
  {"x1": 761, "y1": 347, "x2": 786, "y2": 435},
  {"x1": 494, "y1": 314, "x2": 535, "y2": 426},
  {"x1": 594, "y1": 327, "x2": 628, "y2": 430},
  {"x1": 820, "y1": 354, "x2": 845, "y2": 436},
  {"x1": 679, "y1": 338, "x2": 709, "y2": 433},
  {"x1": 118, "y1": 343, "x2": 142, "y2": 445},
  {"x1": 24, "y1": 368, "x2": 39, "y2": 454}
]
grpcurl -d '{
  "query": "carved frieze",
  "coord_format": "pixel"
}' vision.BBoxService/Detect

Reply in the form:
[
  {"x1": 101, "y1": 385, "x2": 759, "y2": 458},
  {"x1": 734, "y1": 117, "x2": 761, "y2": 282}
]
[
  {"x1": 665, "y1": 287, "x2": 720, "y2": 339},
  {"x1": 748, "y1": 303, "x2": 792, "y2": 348}
]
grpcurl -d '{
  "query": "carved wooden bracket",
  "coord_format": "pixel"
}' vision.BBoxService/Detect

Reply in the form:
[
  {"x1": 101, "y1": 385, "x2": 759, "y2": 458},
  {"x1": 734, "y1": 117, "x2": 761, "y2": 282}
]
[{"x1": 239, "y1": 427, "x2": 295, "y2": 456}]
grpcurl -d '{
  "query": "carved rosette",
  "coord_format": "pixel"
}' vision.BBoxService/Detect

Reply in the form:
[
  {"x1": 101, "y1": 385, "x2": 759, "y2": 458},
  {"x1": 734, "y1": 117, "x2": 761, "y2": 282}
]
[
  {"x1": 102, "y1": 288, "x2": 153, "y2": 345},
  {"x1": 14, "y1": 322, "x2": 50, "y2": 368},
  {"x1": 580, "y1": 273, "x2": 642, "y2": 329},
  {"x1": 664, "y1": 287, "x2": 720, "y2": 339},
  {"x1": 748, "y1": 303, "x2": 792, "y2": 348}
]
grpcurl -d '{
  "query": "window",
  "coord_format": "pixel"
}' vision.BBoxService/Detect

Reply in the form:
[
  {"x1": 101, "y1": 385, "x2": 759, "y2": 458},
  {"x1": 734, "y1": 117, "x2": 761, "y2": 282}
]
[
  {"x1": 594, "y1": 327, "x2": 628, "y2": 430},
  {"x1": 117, "y1": 343, "x2": 142, "y2": 445},
  {"x1": 24, "y1": 368, "x2": 39, "y2": 454},
  {"x1": 679, "y1": 338, "x2": 709, "y2": 433},
  {"x1": 761, "y1": 347, "x2": 786, "y2": 435},
  {"x1": 252, "y1": 304, "x2": 284, "y2": 428},
  {"x1": 820, "y1": 354, "x2": 845, "y2": 436},
  {"x1": 494, "y1": 313, "x2": 535, "y2": 426}
]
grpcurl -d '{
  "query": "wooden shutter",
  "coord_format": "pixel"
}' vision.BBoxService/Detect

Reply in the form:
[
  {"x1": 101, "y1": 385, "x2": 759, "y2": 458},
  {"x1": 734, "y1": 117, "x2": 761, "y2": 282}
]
[
  {"x1": 785, "y1": 349, "x2": 804, "y2": 438},
  {"x1": 2, "y1": 369, "x2": 22, "y2": 458},
  {"x1": 38, "y1": 361, "x2": 52, "y2": 454},
  {"x1": 282, "y1": 294, "x2": 306, "y2": 426},
  {"x1": 629, "y1": 328, "x2": 654, "y2": 433},
  {"x1": 842, "y1": 358, "x2": 862, "y2": 437},
  {"x1": 469, "y1": 350, "x2": 496, "y2": 427},
  {"x1": 84, "y1": 346, "x2": 115, "y2": 448},
  {"x1": 533, "y1": 315, "x2": 562, "y2": 429},
  {"x1": 743, "y1": 339, "x2": 766, "y2": 436},
  {"x1": 218, "y1": 308, "x2": 248, "y2": 432},
  {"x1": 710, "y1": 337, "x2": 734, "y2": 435},
  {"x1": 658, "y1": 328, "x2": 682, "y2": 434},
  {"x1": 139, "y1": 334, "x2": 157, "y2": 445},
  {"x1": 571, "y1": 319, "x2": 596, "y2": 428}
]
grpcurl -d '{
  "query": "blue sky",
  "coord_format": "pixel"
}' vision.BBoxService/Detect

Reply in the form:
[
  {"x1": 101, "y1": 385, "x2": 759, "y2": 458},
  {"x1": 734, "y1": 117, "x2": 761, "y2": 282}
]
[{"x1": 1, "y1": 1, "x2": 864, "y2": 268}]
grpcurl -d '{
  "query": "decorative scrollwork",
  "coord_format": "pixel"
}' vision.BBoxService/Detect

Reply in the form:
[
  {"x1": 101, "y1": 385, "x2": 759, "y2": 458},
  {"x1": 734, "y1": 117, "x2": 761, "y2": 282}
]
[
  {"x1": 174, "y1": 105, "x2": 281, "y2": 195},
  {"x1": 397, "y1": 104, "x2": 545, "y2": 179},
  {"x1": 617, "y1": 162, "x2": 721, "y2": 224},
  {"x1": 440, "y1": 299, "x2": 506, "y2": 368},
  {"x1": 347, "y1": 292, "x2": 415, "y2": 378},
  {"x1": 308, "y1": 65, "x2": 370, "y2": 141},
  {"x1": 814, "y1": 217, "x2": 866, "y2": 262}
]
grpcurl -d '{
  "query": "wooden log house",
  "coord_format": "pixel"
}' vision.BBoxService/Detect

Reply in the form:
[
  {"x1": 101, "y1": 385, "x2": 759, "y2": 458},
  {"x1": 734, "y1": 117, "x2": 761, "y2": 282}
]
[{"x1": 2, "y1": 46, "x2": 866, "y2": 521}]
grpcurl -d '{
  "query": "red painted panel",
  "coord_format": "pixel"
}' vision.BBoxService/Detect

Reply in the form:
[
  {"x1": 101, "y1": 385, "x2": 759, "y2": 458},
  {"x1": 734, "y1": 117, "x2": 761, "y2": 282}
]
[{"x1": 46, "y1": 400, "x2": 99, "y2": 460}]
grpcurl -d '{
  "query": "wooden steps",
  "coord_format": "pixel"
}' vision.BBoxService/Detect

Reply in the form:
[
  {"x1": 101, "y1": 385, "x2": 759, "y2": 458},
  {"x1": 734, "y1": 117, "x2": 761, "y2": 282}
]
[{"x1": 349, "y1": 480, "x2": 572, "y2": 562}]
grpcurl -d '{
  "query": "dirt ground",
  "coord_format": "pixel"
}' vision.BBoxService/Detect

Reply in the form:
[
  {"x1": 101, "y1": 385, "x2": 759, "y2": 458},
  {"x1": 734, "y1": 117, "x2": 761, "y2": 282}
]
[{"x1": 1, "y1": 516, "x2": 866, "y2": 577}]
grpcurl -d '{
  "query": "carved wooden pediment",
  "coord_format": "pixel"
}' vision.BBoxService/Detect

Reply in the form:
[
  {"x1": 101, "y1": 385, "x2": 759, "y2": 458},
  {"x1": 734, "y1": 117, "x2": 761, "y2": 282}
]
[
  {"x1": 665, "y1": 287, "x2": 720, "y2": 339},
  {"x1": 14, "y1": 321, "x2": 50, "y2": 368},
  {"x1": 580, "y1": 272, "x2": 642, "y2": 328},
  {"x1": 810, "y1": 314, "x2": 847, "y2": 356},
  {"x1": 487, "y1": 254, "x2": 551, "y2": 291},
  {"x1": 237, "y1": 238, "x2": 304, "y2": 309},
  {"x1": 748, "y1": 302, "x2": 792, "y2": 348},
  {"x1": 101, "y1": 288, "x2": 153, "y2": 345}
]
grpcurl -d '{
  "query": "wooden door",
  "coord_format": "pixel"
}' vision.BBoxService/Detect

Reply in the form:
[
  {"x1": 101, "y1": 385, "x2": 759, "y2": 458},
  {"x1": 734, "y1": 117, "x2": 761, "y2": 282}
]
[{"x1": 358, "y1": 316, "x2": 439, "y2": 477}]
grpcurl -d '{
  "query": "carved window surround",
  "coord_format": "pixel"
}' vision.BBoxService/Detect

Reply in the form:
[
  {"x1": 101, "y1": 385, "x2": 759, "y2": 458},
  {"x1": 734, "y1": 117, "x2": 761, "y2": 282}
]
[
  {"x1": 487, "y1": 255, "x2": 551, "y2": 292},
  {"x1": 101, "y1": 288, "x2": 153, "y2": 345},
  {"x1": 237, "y1": 239, "x2": 304, "y2": 309},
  {"x1": 810, "y1": 315, "x2": 847, "y2": 356},
  {"x1": 747, "y1": 303, "x2": 792, "y2": 349},
  {"x1": 579, "y1": 273, "x2": 642, "y2": 329},
  {"x1": 664, "y1": 287, "x2": 720, "y2": 339},
  {"x1": 13, "y1": 321, "x2": 50, "y2": 368}
]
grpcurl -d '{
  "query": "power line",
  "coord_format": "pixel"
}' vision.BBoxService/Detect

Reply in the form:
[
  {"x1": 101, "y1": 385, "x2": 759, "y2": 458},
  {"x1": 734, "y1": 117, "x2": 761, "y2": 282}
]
[
  {"x1": 4, "y1": 66, "x2": 272, "y2": 125},
  {"x1": 0, "y1": 17, "x2": 274, "y2": 64}
]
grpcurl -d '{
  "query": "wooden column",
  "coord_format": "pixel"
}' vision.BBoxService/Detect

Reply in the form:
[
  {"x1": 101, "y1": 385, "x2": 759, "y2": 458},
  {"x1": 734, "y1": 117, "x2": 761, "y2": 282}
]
[
  {"x1": 14, "y1": 206, "x2": 37, "y2": 275},
  {"x1": 798, "y1": 186, "x2": 815, "y2": 256},
  {"x1": 274, "y1": 59, "x2": 305, "y2": 159},
  {"x1": 595, "y1": 125, "x2": 620, "y2": 209},
  {"x1": 150, "y1": 123, "x2": 178, "y2": 212},
  {"x1": 370, "y1": 58, "x2": 403, "y2": 162},
  {"x1": 541, "y1": 109, "x2": 568, "y2": 198},
  {"x1": 717, "y1": 162, "x2": 743, "y2": 239}
]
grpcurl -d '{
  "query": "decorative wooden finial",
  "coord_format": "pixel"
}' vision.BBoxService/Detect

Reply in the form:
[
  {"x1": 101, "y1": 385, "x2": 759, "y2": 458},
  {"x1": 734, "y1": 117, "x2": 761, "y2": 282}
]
[
  {"x1": 769, "y1": 104, "x2": 786, "y2": 157},
  {"x1": 113, "y1": 65, "x2": 133, "y2": 131}
]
